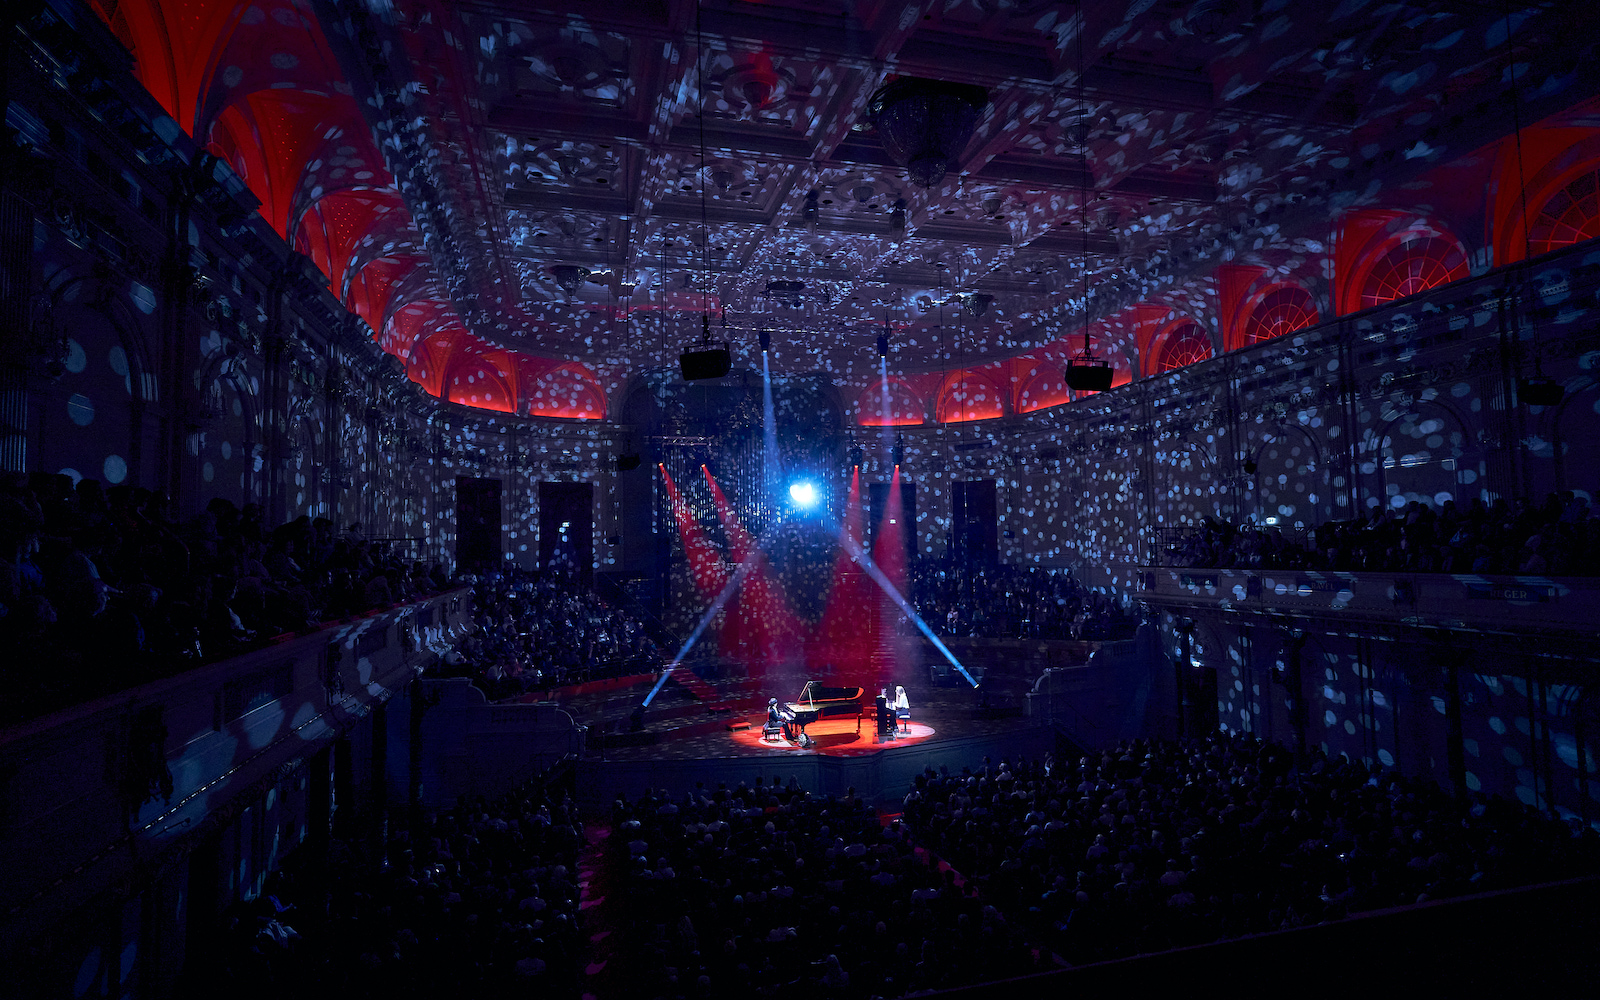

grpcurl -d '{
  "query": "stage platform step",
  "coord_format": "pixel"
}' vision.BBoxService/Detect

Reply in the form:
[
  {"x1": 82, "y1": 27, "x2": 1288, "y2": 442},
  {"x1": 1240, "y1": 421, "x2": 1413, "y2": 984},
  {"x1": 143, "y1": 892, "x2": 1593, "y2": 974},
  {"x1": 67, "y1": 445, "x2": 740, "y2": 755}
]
[{"x1": 668, "y1": 669, "x2": 741, "y2": 714}]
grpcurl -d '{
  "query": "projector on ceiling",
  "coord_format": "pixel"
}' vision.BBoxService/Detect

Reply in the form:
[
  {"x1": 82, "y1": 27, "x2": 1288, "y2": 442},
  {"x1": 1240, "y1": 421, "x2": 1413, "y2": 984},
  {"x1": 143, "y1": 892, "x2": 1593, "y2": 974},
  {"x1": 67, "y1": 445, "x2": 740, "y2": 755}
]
[{"x1": 680, "y1": 346, "x2": 732, "y2": 381}]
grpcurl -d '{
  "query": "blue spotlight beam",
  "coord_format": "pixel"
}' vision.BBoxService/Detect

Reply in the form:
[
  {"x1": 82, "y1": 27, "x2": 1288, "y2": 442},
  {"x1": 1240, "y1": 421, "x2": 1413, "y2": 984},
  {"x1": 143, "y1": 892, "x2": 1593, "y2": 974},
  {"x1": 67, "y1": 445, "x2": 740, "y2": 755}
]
[
  {"x1": 641, "y1": 542, "x2": 763, "y2": 708},
  {"x1": 826, "y1": 517, "x2": 981, "y2": 689}
]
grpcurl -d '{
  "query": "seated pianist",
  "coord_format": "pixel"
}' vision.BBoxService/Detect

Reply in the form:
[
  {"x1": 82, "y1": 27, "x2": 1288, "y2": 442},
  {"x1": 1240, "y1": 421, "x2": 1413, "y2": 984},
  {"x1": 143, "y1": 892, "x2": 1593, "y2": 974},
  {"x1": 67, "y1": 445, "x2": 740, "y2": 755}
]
[{"x1": 767, "y1": 697, "x2": 797, "y2": 742}]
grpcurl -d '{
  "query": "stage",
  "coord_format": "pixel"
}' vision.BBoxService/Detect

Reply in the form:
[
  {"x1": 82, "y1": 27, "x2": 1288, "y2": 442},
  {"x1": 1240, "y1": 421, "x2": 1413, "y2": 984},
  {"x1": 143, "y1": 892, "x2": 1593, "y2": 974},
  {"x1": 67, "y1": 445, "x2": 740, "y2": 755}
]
[
  {"x1": 725, "y1": 715, "x2": 938, "y2": 755},
  {"x1": 570, "y1": 679, "x2": 1055, "y2": 809}
]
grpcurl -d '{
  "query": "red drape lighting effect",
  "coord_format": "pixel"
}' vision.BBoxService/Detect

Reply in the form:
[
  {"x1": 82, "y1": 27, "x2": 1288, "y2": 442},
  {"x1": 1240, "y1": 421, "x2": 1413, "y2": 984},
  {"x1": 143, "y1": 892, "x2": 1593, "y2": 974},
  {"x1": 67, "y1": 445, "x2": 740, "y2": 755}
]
[
  {"x1": 659, "y1": 465, "x2": 728, "y2": 602},
  {"x1": 869, "y1": 466, "x2": 910, "y2": 692},
  {"x1": 813, "y1": 467, "x2": 876, "y2": 681},
  {"x1": 660, "y1": 463, "x2": 912, "y2": 697},
  {"x1": 702, "y1": 468, "x2": 805, "y2": 674}
]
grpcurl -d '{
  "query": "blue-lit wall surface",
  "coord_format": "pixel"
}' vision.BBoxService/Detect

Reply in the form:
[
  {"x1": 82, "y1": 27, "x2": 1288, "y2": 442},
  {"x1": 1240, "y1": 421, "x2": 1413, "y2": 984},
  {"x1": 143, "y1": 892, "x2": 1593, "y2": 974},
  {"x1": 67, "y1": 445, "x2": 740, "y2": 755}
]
[
  {"x1": 4, "y1": 1, "x2": 1600, "y2": 993},
  {"x1": 0, "y1": 589, "x2": 474, "y2": 996},
  {"x1": 2, "y1": 5, "x2": 616, "y2": 574},
  {"x1": 881, "y1": 251, "x2": 1600, "y2": 590},
  {"x1": 6, "y1": 0, "x2": 1599, "y2": 590}
]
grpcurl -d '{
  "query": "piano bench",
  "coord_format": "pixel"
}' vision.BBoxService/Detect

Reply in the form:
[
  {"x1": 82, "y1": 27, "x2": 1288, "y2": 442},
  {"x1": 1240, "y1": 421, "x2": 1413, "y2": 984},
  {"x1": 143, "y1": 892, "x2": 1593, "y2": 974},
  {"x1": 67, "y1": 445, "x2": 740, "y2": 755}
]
[{"x1": 726, "y1": 721, "x2": 751, "y2": 732}]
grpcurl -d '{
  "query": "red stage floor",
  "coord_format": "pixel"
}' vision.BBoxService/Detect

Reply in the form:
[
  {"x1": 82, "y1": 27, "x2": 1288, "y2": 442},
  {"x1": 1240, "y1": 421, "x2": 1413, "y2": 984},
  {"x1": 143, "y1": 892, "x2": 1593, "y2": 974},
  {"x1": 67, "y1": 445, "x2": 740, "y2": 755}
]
[{"x1": 726, "y1": 714, "x2": 937, "y2": 756}]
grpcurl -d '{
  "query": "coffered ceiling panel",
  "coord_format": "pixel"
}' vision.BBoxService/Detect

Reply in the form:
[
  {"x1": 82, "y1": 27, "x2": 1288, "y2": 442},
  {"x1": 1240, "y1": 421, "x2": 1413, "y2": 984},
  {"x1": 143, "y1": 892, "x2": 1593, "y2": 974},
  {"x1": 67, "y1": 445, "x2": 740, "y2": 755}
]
[{"x1": 296, "y1": 0, "x2": 1598, "y2": 387}]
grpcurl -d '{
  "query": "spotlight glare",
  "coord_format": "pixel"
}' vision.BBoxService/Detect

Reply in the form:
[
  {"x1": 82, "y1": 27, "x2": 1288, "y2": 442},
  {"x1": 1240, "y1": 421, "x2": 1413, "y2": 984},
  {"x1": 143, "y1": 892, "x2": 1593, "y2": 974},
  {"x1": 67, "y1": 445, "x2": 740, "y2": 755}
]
[{"x1": 788, "y1": 481, "x2": 819, "y2": 509}]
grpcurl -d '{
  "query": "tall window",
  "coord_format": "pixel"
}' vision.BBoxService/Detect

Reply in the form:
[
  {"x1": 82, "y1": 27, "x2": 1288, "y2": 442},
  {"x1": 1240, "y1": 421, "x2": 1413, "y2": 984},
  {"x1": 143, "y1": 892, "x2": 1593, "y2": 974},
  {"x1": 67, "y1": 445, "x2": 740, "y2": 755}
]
[
  {"x1": 1529, "y1": 169, "x2": 1600, "y2": 257},
  {"x1": 1155, "y1": 322, "x2": 1212, "y2": 372},
  {"x1": 1243, "y1": 285, "x2": 1318, "y2": 345},
  {"x1": 1360, "y1": 237, "x2": 1468, "y2": 309}
]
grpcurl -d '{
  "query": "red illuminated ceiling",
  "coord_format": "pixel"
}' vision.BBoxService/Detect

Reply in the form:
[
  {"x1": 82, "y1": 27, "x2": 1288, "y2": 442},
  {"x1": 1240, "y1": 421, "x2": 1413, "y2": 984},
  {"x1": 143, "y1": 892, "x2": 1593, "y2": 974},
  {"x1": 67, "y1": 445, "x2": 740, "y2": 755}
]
[
  {"x1": 94, "y1": 0, "x2": 1600, "y2": 422},
  {"x1": 93, "y1": 0, "x2": 606, "y2": 420}
]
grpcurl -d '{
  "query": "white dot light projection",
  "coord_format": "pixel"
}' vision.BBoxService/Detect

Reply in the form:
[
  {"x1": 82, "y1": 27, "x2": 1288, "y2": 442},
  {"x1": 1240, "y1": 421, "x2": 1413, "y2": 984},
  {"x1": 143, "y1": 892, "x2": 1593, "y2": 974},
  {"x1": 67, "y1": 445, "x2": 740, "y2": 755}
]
[{"x1": 20, "y1": 0, "x2": 1595, "y2": 829}]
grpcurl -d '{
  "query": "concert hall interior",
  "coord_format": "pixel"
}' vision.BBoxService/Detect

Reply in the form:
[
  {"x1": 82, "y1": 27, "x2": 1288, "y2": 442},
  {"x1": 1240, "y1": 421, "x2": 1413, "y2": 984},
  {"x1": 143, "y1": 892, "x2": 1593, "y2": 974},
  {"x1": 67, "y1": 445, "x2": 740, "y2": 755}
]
[{"x1": 5, "y1": 0, "x2": 1600, "y2": 994}]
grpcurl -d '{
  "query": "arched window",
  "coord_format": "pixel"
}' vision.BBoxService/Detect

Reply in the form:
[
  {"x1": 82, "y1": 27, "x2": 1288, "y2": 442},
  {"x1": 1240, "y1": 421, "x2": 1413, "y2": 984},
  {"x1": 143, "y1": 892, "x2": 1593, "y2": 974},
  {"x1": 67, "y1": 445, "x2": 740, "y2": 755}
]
[
  {"x1": 1154, "y1": 322, "x2": 1212, "y2": 373},
  {"x1": 1243, "y1": 285, "x2": 1318, "y2": 345},
  {"x1": 1015, "y1": 364, "x2": 1069, "y2": 413},
  {"x1": 1360, "y1": 237, "x2": 1468, "y2": 308},
  {"x1": 936, "y1": 372, "x2": 1004, "y2": 423},
  {"x1": 856, "y1": 380, "x2": 925, "y2": 426},
  {"x1": 1528, "y1": 169, "x2": 1600, "y2": 257},
  {"x1": 525, "y1": 364, "x2": 606, "y2": 420}
]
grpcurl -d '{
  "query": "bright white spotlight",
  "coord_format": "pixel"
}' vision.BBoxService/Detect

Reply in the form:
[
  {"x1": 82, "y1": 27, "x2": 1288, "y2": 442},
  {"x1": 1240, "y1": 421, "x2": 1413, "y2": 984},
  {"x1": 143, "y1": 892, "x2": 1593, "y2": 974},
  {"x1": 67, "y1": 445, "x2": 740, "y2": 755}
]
[{"x1": 788, "y1": 481, "x2": 819, "y2": 509}]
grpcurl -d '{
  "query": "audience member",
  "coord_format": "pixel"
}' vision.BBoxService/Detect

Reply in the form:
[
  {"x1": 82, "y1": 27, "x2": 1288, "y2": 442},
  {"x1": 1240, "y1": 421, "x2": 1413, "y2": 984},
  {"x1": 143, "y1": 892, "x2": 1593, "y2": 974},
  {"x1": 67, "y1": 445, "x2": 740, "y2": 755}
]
[
  {"x1": 1166, "y1": 492, "x2": 1600, "y2": 575},
  {"x1": 912, "y1": 562, "x2": 1135, "y2": 640},
  {"x1": 609, "y1": 780, "x2": 1046, "y2": 999},
  {"x1": 0, "y1": 472, "x2": 449, "y2": 723},
  {"x1": 204, "y1": 768, "x2": 584, "y2": 999},
  {"x1": 431, "y1": 568, "x2": 662, "y2": 700},
  {"x1": 903, "y1": 734, "x2": 1600, "y2": 965}
]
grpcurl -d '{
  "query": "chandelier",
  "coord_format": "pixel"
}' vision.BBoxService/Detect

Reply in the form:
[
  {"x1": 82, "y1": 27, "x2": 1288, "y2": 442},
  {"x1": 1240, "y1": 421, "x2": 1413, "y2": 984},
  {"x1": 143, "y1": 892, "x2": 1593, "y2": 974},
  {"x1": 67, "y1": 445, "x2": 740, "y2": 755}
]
[{"x1": 865, "y1": 77, "x2": 988, "y2": 188}]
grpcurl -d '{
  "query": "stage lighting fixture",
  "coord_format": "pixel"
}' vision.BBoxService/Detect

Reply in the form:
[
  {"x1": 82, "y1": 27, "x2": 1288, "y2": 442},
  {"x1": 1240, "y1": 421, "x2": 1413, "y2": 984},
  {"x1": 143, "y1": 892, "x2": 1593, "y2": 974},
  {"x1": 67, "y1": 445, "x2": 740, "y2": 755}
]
[
  {"x1": 758, "y1": 328, "x2": 771, "y2": 352},
  {"x1": 788, "y1": 481, "x2": 819, "y2": 509},
  {"x1": 876, "y1": 332, "x2": 889, "y2": 358}
]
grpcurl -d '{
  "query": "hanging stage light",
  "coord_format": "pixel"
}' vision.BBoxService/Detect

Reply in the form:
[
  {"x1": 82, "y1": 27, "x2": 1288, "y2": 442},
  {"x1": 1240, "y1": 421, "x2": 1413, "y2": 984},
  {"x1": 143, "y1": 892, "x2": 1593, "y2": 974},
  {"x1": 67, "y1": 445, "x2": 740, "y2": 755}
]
[{"x1": 788, "y1": 480, "x2": 819, "y2": 509}]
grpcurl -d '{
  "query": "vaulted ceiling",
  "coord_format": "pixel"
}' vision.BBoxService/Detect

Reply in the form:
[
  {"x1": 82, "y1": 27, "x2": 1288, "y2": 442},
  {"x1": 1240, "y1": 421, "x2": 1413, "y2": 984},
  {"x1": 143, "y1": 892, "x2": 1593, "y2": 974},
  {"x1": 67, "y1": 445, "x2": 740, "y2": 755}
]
[{"x1": 95, "y1": 0, "x2": 1600, "y2": 415}]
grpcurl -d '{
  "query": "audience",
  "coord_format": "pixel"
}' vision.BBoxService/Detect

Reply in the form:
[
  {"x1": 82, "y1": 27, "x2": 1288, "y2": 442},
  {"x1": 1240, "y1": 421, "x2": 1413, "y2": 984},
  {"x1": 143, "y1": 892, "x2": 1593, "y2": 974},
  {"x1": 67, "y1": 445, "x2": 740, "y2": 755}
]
[
  {"x1": 902, "y1": 734, "x2": 1600, "y2": 965},
  {"x1": 203, "y1": 768, "x2": 585, "y2": 999},
  {"x1": 430, "y1": 568, "x2": 663, "y2": 700},
  {"x1": 0, "y1": 472, "x2": 450, "y2": 723},
  {"x1": 913, "y1": 562, "x2": 1136, "y2": 640},
  {"x1": 1166, "y1": 491, "x2": 1600, "y2": 575},
  {"x1": 609, "y1": 780, "x2": 1046, "y2": 999},
  {"x1": 188, "y1": 733, "x2": 1600, "y2": 995}
]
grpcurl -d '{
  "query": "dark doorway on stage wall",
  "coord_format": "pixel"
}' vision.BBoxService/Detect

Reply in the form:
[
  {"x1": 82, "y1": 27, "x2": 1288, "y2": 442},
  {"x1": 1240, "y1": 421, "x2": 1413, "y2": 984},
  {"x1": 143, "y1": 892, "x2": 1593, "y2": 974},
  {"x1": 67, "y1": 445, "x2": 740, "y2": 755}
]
[
  {"x1": 540, "y1": 481, "x2": 594, "y2": 585},
  {"x1": 867, "y1": 480, "x2": 917, "y2": 560},
  {"x1": 952, "y1": 479, "x2": 998, "y2": 565},
  {"x1": 456, "y1": 476, "x2": 502, "y2": 573}
]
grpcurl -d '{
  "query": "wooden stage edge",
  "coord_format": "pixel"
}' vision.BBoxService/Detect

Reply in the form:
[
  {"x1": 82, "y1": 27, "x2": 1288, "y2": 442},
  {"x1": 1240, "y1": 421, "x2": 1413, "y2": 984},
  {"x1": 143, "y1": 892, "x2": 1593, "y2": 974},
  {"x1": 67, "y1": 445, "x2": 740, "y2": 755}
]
[{"x1": 575, "y1": 721, "x2": 1056, "y2": 810}]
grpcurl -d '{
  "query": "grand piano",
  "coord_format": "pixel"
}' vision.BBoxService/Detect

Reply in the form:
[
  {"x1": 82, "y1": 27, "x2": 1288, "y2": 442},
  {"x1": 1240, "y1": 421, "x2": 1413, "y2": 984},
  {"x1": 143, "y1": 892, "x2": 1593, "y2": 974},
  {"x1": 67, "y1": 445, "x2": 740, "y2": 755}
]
[{"x1": 783, "y1": 681, "x2": 866, "y2": 746}]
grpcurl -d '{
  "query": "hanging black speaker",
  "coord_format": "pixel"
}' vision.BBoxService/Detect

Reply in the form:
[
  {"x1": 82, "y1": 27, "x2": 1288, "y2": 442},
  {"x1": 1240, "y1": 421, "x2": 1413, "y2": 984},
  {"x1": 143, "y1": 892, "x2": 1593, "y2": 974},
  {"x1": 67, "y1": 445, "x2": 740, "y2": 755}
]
[
  {"x1": 1065, "y1": 357, "x2": 1113, "y2": 391},
  {"x1": 679, "y1": 347, "x2": 732, "y2": 381},
  {"x1": 1519, "y1": 376, "x2": 1564, "y2": 407}
]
